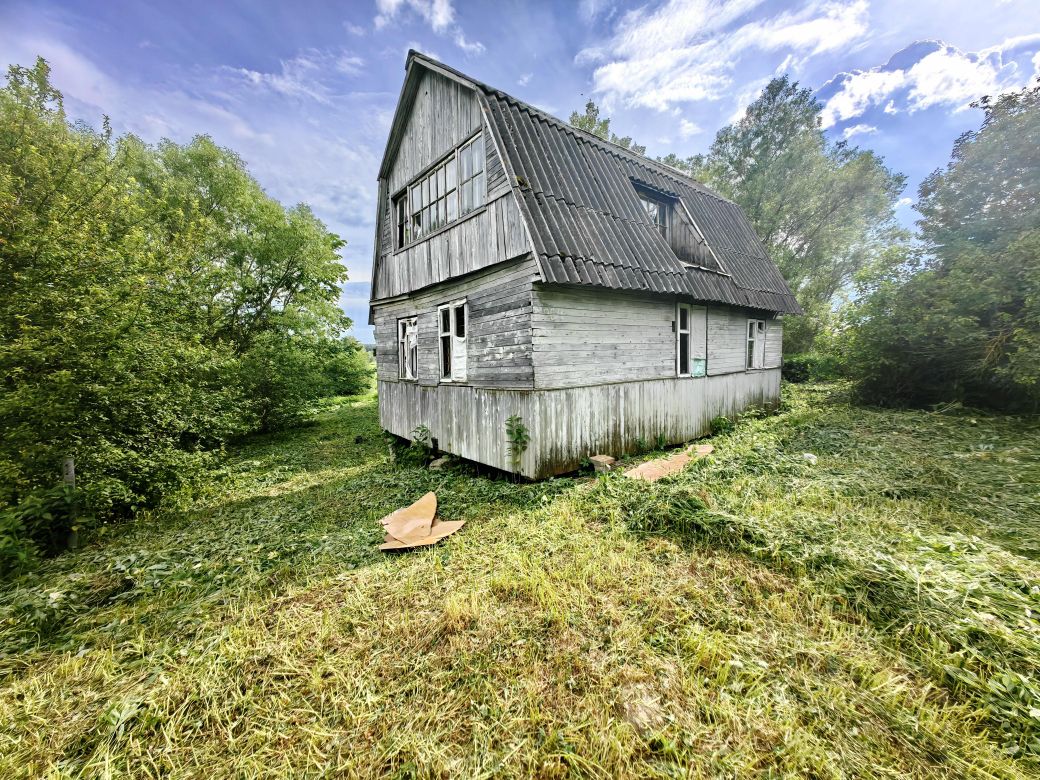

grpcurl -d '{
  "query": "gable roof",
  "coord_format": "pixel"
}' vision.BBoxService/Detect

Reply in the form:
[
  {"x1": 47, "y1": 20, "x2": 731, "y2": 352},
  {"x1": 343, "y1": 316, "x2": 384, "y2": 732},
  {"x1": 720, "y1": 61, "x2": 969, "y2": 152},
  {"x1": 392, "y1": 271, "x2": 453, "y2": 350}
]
[{"x1": 380, "y1": 52, "x2": 801, "y2": 315}]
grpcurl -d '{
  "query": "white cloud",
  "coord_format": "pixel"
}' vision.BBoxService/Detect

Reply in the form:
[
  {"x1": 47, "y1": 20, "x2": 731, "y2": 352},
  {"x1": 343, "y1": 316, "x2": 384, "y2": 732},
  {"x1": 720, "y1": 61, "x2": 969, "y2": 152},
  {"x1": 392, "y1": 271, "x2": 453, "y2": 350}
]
[
  {"x1": 842, "y1": 122, "x2": 876, "y2": 139},
  {"x1": 344, "y1": 22, "x2": 366, "y2": 36},
  {"x1": 517, "y1": 72, "x2": 533, "y2": 86},
  {"x1": 231, "y1": 49, "x2": 364, "y2": 105},
  {"x1": 820, "y1": 37, "x2": 1040, "y2": 128},
  {"x1": 896, "y1": 197, "x2": 913, "y2": 207},
  {"x1": 375, "y1": 0, "x2": 453, "y2": 32},
  {"x1": 577, "y1": 0, "x2": 869, "y2": 111},
  {"x1": 678, "y1": 118, "x2": 701, "y2": 138},
  {"x1": 373, "y1": 0, "x2": 483, "y2": 55}
]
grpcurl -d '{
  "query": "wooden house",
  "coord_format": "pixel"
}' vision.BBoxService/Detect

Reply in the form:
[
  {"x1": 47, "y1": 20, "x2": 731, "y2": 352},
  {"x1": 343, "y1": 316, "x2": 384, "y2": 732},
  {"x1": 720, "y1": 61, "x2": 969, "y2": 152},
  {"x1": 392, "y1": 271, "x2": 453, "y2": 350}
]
[{"x1": 369, "y1": 52, "x2": 801, "y2": 478}]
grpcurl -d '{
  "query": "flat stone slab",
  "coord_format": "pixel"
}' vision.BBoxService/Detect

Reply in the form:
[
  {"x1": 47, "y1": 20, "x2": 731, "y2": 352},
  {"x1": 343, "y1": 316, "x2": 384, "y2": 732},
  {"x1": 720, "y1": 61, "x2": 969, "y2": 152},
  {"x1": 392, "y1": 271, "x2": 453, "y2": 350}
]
[
  {"x1": 589, "y1": 454, "x2": 616, "y2": 473},
  {"x1": 623, "y1": 444, "x2": 714, "y2": 483}
]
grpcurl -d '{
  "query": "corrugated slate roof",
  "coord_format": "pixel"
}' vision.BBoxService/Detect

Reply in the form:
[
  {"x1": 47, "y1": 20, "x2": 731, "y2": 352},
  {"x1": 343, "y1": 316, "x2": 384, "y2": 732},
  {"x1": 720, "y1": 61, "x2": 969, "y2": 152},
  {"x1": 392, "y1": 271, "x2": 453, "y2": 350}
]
[{"x1": 408, "y1": 52, "x2": 802, "y2": 315}]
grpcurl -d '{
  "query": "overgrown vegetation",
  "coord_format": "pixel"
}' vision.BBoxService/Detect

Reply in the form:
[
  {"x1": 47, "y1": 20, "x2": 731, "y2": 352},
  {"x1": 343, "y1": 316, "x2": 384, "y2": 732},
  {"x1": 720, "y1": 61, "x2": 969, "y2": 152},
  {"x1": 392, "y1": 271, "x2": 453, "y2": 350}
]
[
  {"x1": 842, "y1": 84, "x2": 1040, "y2": 411},
  {"x1": 0, "y1": 59, "x2": 371, "y2": 574},
  {"x1": 2, "y1": 384, "x2": 1038, "y2": 777}
]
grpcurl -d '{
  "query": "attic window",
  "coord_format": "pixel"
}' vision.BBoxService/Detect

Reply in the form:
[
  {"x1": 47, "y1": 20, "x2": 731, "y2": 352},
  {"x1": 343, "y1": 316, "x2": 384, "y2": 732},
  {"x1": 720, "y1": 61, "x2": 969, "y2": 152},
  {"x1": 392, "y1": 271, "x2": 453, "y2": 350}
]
[
  {"x1": 393, "y1": 132, "x2": 485, "y2": 249},
  {"x1": 638, "y1": 192, "x2": 670, "y2": 238}
]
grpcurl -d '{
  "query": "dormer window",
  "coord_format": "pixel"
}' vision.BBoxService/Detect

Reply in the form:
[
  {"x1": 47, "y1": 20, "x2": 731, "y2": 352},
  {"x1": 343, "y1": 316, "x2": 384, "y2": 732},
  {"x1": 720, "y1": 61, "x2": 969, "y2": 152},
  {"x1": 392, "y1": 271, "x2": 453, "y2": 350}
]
[
  {"x1": 632, "y1": 180, "x2": 720, "y2": 270},
  {"x1": 638, "y1": 192, "x2": 670, "y2": 238},
  {"x1": 394, "y1": 132, "x2": 485, "y2": 249}
]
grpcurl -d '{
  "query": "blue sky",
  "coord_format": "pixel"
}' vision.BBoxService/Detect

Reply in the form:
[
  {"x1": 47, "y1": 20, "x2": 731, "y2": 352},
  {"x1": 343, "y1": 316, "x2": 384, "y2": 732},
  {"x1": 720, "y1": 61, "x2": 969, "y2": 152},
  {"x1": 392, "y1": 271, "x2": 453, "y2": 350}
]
[{"x1": 3, "y1": 0, "x2": 1039, "y2": 343}]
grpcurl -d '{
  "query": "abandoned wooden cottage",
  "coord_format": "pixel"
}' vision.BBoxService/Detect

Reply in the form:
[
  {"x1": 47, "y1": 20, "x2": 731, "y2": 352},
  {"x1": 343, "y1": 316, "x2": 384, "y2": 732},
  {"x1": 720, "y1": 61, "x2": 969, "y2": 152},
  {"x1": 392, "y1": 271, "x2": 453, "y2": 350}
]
[{"x1": 369, "y1": 51, "x2": 801, "y2": 479}]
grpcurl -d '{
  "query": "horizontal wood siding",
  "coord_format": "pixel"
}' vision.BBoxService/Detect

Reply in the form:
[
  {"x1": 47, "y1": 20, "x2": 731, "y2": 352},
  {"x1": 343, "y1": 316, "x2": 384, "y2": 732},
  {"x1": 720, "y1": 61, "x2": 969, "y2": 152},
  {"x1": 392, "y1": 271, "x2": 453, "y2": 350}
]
[
  {"x1": 765, "y1": 316, "x2": 783, "y2": 368},
  {"x1": 531, "y1": 287, "x2": 777, "y2": 389},
  {"x1": 377, "y1": 369, "x2": 781, "y2": 478},
  {"x1": 531, "y1": 286, "x2": 674, "y2": 389},
  {"x1": 706, "y1": 307, "x2": 783, "y2": 374},
  {"x1": 373, "y1": 257, "x2": 539, "y2": 390}
]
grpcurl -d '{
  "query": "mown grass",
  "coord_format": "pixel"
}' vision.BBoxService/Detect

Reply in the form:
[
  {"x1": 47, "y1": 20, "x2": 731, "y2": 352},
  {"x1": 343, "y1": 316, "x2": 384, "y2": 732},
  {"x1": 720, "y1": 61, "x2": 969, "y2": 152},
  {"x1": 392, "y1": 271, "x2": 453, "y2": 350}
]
[{"x1": 1, "y1": 384, "x2": 1038, "y2": 778}]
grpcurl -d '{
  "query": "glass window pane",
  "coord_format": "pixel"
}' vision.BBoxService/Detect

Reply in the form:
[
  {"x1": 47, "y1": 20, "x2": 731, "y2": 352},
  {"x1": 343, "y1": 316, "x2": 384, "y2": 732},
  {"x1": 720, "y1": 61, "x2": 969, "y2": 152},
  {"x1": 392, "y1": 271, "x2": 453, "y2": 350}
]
[
  {"x1": 472, "y1": 172, "x2": 485, "y2": 207},
  {"x1": 679, "y1": 334, "x2": 690, "y2": 375},
  {"x1": 441, "y1": 336, "x2": 451, "y2": 378},
  {"x1": 473, "y1": 134, "x2": 484, "y2": 173},
  {"x1": 454, "y1": 305, "x2": 466, "y2": 338},
  {"x1": 441, "y1": 308, "x2": 450, "y2": 333},
  {"x1": 447, "y1": 193, "x2": 458, "y2": 222},
  {"x1": 432, "y1": 169, "x2": 440, "y2": 199},
  {"x1": 679, "y1": 307, "x2": 688, "y2": 330},
  {"x1": 410, "y1": 185, "x2": 420, "y2": 214},
  {"x1": 446, "y1": 158, "x2": 456, "y2": 190},
  {"x1": 461, "y1": 145, "x2": 472, "y2": 180},
  {"x1": 461, "y1": 180, "x2": 471, "y2": 213}
]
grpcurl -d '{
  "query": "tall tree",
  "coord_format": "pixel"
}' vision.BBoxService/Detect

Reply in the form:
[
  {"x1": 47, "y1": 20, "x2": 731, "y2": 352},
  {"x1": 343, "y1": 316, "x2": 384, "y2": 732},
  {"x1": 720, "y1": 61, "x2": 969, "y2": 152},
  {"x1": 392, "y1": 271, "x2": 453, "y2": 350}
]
[
  {"x1": 0, "y1": 59, "x2": 369, "y2": 573},
  {"x1": 697, "y1": 77, "x2": 906, "y2": 350},
  {"x1": 569, "y1": 100, "x2": 646, "y2": 155},
  {"x1": 844, "y1": 83, "x2": 1040, "y2": 409}
]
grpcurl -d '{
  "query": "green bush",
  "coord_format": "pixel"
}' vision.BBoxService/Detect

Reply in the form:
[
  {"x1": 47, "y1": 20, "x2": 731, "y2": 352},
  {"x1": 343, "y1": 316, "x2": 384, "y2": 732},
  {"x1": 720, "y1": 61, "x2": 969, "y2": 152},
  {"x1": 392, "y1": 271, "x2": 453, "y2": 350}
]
[
  {"x1": 782, "y1": 353, "x2": 843, "y2": 383},
  {"x1": 0, "y1": 59, "x2": 355, "y2": 571}
]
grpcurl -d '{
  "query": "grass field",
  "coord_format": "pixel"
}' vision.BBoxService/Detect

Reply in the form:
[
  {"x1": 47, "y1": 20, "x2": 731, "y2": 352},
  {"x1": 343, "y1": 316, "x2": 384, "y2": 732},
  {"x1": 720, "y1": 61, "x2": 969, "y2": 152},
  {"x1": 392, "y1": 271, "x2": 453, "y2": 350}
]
[{"x1": 2, "y1": 383, "x2": 1039, "y2": 778}]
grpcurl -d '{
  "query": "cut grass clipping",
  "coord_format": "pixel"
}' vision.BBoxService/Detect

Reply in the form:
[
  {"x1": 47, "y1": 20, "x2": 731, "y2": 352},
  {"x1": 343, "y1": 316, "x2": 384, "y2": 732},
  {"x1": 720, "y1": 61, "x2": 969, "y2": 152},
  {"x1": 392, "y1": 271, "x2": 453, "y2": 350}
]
[{"x1": 1, "y1": 383, "x2": 1039, "y2": 778}]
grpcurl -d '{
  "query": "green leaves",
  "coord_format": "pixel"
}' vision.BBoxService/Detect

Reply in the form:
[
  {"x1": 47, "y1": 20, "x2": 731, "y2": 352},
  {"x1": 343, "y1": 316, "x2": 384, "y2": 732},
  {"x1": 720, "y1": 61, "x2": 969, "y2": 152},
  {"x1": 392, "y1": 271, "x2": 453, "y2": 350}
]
[
  {"x1": 843, "y1": 83, "x2": 1040, "y2": 411},
  {"x1": 0, "y1": 58, "x2": 370, "y2": 574}
]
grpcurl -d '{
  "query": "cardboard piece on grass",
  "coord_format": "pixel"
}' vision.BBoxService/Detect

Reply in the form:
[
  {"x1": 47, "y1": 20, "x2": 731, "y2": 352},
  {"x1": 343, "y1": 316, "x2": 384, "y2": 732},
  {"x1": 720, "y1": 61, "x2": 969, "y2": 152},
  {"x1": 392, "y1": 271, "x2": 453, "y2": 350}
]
[
  {"x1": 624, "y1": 444, "x2": 714, "y2": 483},
  {"x1": 379, "y1": 519, "x2": 466, "y2": 551},
  {"x1": 380, "y1": 491, "x2": 436, "y2": 543}
]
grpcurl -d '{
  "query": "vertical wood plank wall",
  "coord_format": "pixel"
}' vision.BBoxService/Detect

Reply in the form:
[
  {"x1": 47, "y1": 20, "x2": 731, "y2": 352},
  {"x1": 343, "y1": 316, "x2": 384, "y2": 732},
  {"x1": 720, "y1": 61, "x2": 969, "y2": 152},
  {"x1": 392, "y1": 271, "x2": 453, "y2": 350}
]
[
  {"x1": 377, "y1": 370, "x2": 782, "y2": 478},
  {"x1": 373, "y1": 69, "x2": 525, "y2": 300}
]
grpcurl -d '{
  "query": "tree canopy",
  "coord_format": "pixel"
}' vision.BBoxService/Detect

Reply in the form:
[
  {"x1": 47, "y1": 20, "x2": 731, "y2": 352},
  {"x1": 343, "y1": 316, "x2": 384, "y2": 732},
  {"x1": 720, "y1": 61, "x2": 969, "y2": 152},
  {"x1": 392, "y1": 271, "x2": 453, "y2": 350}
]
[
  {"x1": 568, "y1": 100, "x2": 646, "y2": 155},
  {"x1": 0, "y1": 59, "x2": 371, "y2": 574},
  {"x1": 843, "y1": 83, "x2": 1040, "y2": 410}
]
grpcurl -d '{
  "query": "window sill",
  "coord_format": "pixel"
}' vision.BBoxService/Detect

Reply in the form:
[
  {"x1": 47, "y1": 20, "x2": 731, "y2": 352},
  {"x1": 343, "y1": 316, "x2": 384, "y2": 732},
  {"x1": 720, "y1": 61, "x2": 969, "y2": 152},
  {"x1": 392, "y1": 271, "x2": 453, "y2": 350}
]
[{"x1": 392, "y1": 204, "x2": 489, "y2": 255}]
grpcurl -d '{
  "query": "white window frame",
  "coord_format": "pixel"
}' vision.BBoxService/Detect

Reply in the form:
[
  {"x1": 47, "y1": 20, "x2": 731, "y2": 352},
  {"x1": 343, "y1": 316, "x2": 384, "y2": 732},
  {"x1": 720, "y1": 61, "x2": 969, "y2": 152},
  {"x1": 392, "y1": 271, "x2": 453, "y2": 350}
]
[
  {"x1": 437, "y1": 300, "x2": 468, "y2": 382},
  {"x1": 677, "y1": 303, "x2": 707, "y2": 377},
  {"x1": 393, "y1": 131, "x2": 485, "y2": 250},
  {"x1": 398, "y1": 317, "x2": 418, "y2": 381},
  {"x1": 676, "y1": 303, "x2": 692, "y2": 377},
  {"x1": 746, "y1": 319, "x2": 766, "y2": 370}
]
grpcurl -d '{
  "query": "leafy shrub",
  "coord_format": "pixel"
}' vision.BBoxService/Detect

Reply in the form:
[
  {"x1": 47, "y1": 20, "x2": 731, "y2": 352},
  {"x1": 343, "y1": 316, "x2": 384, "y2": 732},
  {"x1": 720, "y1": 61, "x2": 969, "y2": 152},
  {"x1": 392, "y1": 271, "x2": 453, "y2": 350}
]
[
  {"x1": 782, "y1": 353, "x2": 842, "y2": 383},
  {"x1": 0, "y1": 60, "x2": 355, "y2": 570},
  {"x1": 709, "y1": 416, "x2": 734, "y2": 436}
]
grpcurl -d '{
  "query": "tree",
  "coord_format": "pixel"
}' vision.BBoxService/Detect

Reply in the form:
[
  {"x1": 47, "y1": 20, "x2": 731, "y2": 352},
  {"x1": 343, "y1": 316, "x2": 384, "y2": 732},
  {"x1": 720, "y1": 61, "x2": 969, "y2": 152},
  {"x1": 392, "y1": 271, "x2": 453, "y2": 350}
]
[
  {"x1": 696, "y1": 77, "x2": 906, "y2": 351},
  {"x1": 569, "y1": 100, "x2": 646, "y2": 155},
  {"x1": 844, "y1": 83, "x2": 1040, "y2": 410},
  {"x1": 0, "y1": 59, "x2": 370, "y2": 574}
]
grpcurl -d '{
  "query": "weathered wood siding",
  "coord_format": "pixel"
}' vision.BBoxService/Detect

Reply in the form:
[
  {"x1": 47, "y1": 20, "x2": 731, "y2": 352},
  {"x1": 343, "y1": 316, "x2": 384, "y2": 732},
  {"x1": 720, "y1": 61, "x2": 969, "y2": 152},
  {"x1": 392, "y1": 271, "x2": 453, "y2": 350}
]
[
  {"x1": 377, "y1": 369, "x2": 781, "y2": 478},
  {"x1": 386, "y1": 69, "x2": 482, "y2": 195},
  {"x1": 531, "y1": 285, "x2": 781, "y2": 389},
  {"x1": 373, "y1": 257, "x2": 539, "y2": 390},
  {"x1": 372, "y1": 69, "x2": 529, "y2": 300}
]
